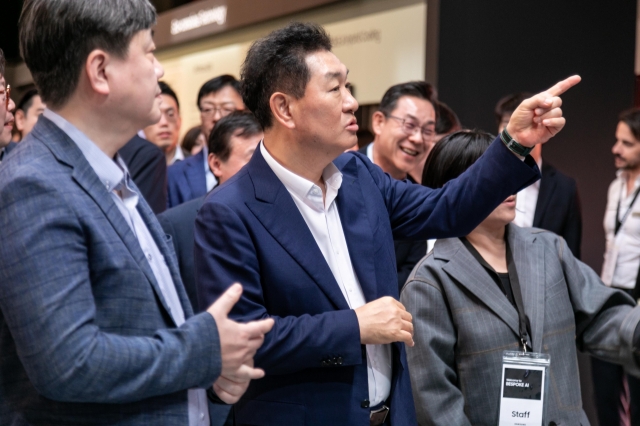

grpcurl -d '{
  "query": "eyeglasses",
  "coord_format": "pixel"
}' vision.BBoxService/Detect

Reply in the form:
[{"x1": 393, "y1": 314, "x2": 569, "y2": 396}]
[
  {"x1": 387, "y1": 114, "x2": 435, "y2": 142},
  {"x1": 199, "y1": 104, "x2": 236, "y2": 118},
  {"x1": 0, "y1": 85, "x2": 10, "y2": 109}
]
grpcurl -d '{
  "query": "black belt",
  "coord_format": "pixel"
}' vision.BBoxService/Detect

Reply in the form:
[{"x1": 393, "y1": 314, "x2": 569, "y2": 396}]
[{"x1": 370, "y1": 401, "x2": 389, "y2": 426}]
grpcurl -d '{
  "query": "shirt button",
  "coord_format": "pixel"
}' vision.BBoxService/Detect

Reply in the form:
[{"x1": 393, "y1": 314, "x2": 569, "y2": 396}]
[
  {"x1": 200, "y1": 413, "x2": 205, "y2": 420},
  {"x1": 147, "y1": 253, "x2": 152, "y2": 261}
]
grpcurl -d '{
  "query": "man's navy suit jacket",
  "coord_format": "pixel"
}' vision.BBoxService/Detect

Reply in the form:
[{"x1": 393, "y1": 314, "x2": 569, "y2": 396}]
[
  {"x1": 0, "y1": 118, "x2": 221, "y2": 425},
  {"x1": 194, "y1": 138, "x2": 539, "y2": 426},
  {"x1": 167, "y1": 149, "x2": 208, "y2": 208}
]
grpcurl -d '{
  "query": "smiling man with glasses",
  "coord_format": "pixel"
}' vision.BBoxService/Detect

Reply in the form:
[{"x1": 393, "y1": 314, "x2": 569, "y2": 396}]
[
  {"x1": 0, "y1": 48, "x2": 17, "y2": 163},
  {"x1": 358, "y1": 81, "x2": 437, "y2": 290},
  {"x1": 167, "y1": 75, "x2": 244, "y2": 208}
]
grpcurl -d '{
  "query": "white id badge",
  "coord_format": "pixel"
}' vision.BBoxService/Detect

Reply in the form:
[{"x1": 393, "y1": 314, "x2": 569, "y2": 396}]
[{"x1": 498, "y1": 351, "x2": 550, "y2": 426}]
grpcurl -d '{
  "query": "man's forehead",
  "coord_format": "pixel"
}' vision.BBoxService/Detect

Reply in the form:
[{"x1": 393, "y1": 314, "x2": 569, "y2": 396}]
[
  {"x1": 306, "y1": 51, "x2": 348, "y2": 79},
  {"x1": 393, "y1": 96, "x2": 436, "y2": 121}
]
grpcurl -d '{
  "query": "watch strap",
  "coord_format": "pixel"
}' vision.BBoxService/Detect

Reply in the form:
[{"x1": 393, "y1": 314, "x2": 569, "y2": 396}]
[{"x1": 500, "y1": 128, "x2": 534, "y2": 157}]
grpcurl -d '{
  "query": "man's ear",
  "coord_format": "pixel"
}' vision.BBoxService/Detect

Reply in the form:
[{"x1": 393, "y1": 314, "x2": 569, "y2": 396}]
[
  {"x1": 208, "y1": 152, "x2": 222, "y2": 179},
  {"x1": 84, "y1": 50, "x2": 111, "y2": 97},
  {"x1": 269, "y1": 92, "x2": 295, "y2": 130},
  {"x1": 371, "y1": 111, "x2": 387, "y2": 136},
  {"x1": 14, "y1": 110, "x2": 25, "y2": 132}
]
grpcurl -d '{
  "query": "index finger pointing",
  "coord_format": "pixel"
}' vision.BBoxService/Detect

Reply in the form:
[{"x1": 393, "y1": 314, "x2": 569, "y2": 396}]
[{"x1": 544, "y1": 75, "x2": 581, "y2": 97}]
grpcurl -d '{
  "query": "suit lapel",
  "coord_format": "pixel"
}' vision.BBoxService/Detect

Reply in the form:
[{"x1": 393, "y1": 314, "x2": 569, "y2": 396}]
[
  {"x1": 336, "y1": 156, "x2": 378, "y2": 301},
  {"x1": 245, "y1": 150, "x2": 350, "y2": 310},
  {"x1": 438, "y1": 238, "x2": 520, "y2": 337},
  {"x1": 508, "y1": 225, "x2": 545, "y2": 352},
  {"x1": 185, "y1": 150, "x2": 207, "y2": 199},
  {"x1": 533, "y1": 163, "x2": 556, "y2": 227},
  {"x1": 36, "y1": 118, "x2": 177, "y2": 322}
]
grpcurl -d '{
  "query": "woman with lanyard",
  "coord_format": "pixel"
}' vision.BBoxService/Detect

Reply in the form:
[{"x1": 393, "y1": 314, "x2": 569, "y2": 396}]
[{"x1": 401, "y1": 130, "x2": 640, "y2": 426}]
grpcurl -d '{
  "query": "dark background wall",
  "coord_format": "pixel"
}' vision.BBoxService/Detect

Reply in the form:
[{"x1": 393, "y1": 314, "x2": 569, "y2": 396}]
[{"x1": 437, "y1": 0, "x2": 637, "y2": 272}]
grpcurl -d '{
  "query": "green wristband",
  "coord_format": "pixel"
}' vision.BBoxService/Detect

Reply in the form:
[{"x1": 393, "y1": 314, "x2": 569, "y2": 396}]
[{"x1": 500, "y1": 128, "x2": 533, "y2": 157}]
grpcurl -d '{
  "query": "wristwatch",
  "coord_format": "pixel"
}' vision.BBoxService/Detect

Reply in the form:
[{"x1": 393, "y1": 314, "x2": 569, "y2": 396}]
[{"x1": 500, "y1": 128, "x2": 533, "y2": 157}]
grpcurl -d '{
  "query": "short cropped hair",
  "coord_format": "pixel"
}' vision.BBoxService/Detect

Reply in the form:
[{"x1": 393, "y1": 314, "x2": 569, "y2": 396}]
[
  {"x1": 19, "y1": 0, "x2": 156, "y2": 109},
  {"x1": 378, "y1": 81, "x2": 437, "y2": 117},
  {"x1": 422, "y1": 130, "x2": 494, "y2": 189},
  {"x1": 241, "y1": 22, "x2": 332, "y2": 129},
  {"x1": 159, "y1": 81, "x2": 179, "y2": 111},
  {"x1": 435, "y1": 101, "x2": 461, "y2": 135},
  {"x1": 17, "y1": 89, "x2": 40, "y2": 115},
  {"x1": 197, "y1": 75, "x2": 241, "y2": 110},
  {"x1": 208, "y1": 111, "x2": 262, "y2": 163},
  {"x1": 619, "y1": 108, "x2": 640, "y2": 141},
  {"x1": 0, "y1": 48, "x2": 5, "y2": 77},
  {"x1": 494, "y1": 92, "x2": 532, "y2": 126}
]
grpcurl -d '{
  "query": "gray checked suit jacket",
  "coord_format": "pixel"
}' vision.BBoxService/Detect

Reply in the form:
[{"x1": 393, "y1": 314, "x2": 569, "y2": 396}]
[
  {"x1": 0, "y1": 117, "x2": 222, "y2": 425},
  {"x1": 400, "y1": 224, "x2": 640, "y2": 426}
]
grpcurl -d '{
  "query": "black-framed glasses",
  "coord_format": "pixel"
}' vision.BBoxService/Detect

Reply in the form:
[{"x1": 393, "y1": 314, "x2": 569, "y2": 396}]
[
  {"x1": 199, "y1": 103, "x2": 236, "y2": 118},
  {"x1": 387, "y1": 114, "x2": 435, "y2": 142},
  {"x1": 0, "y1": 85, "x2": 10, "y2": 109}
]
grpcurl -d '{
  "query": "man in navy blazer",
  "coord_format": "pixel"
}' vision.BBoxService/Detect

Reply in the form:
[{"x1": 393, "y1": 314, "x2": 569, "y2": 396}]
[
  {"x1": 0, "y1": 1, "x2": 273, "y2": 424},
  {"x1": 167, "y1": 75, "x2": 245, "y2": 208},
  {"x1": 194, "y1": 23, "x2": 581, "y2": 425}
]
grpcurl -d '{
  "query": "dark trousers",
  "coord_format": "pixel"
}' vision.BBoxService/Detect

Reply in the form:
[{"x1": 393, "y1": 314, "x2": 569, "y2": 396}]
[{"x1": 592, "y1": 357, "x2": 640, "y2": 426}]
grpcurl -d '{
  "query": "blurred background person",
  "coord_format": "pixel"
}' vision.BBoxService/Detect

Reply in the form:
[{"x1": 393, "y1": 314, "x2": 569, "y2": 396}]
[
  {"x1": 595, "y1": 107, "x2": 640, "y2": 426},
  {"x1": 159, "y1": 111, "x2": 263, "y2": 312},
  {"x1": 143, "y1": 81, "x2": 183, "y2": 165},
  {"x1": 167, "y1": 75, "x2": 244, "y2": 208},
  {"x1": 0, "y1": 48, "x2": 16, "y2": 162},
  {"x1": 12, "y1": 88, "x2": 45, "y2": 142},
  {"x1": 181, "y1": 125, "x2": 204, "y2": 157},
  {"x1": 402, "y1": 130, "x2": 640, "y2": 426},
  {"x1": 408, "y1": 99, "x2": 461, "y2": 183},
  {"x1": 496, "y1": 92, "x2": 582, "y2": 258},
  {"x1": 359, "y1": 81, "x2": 436, "y2": 290}
]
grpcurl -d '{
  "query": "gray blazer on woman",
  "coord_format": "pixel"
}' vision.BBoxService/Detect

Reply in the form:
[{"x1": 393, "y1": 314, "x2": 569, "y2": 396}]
[{"x1": 401, "y1": 224, "x2": 640, "y2": 426}]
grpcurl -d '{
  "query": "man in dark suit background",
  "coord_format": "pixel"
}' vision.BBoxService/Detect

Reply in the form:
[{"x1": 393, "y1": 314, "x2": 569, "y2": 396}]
[
  {"x1": 0, "y1": 50, "x2": 17, "y2": 163},
  {"x1": 0, "y1": 1, "x2": 273, "y2": 424},
  {"x1": 167, "y1": 75, "x2": 244, "y2": 208},
  {"x1": 119, "y1": 133, "x2": 167, "y2": 214},
  {"x1": 496, "y1": 92, "x2": 582, "y2": 257},
  {"x1": 358, "y1": 81, "x2": 436, "y2": 290},
  {"x1": 159, "y1": 111, "x2": 263, "y2": 312},
  {"x1": 194, "y1": 22, "x2": 579, "y2": 425}
]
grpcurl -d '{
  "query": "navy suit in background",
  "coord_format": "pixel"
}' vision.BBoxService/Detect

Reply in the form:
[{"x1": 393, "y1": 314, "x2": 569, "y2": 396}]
[
  {"x1": 0, "y1": 118, "x2": 221, "y2": 425},
  {"x1": 167, "y1": 149, "x2": 208, "y2": 208},
  {"x1": 194, "y1": 138, "x2": 539, "y2": 425},
  {"x1": 533, "y1": 161, "x2": 582, "y2": 258},
  {"x1": 119, "y1": 134, "x2": 167, "y2": 214}
]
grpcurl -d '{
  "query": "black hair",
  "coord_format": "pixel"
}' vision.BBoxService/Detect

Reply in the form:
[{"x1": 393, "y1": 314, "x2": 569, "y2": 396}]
[
  {"x1": 208, "y1": 111, "x2": 262, "y2": 163},
  {"x1": 435, "y1": 100, "x2": 461, "y2": 135},
  {"x1": 494, "y1": 92, "x2": 532, "y2": 126},
  {"x1": 17, "y1": 88, "x2": 40, "y2": 115},
  {"x1": 19, "y1": 0, "x2": 156, "y2": 109},
  {"x1": 378, "y1": 81, "x2": 437, "y2": 117},
  {"x1": 619, "y1": 108, "x2": 640, "y2": 141},
  {"x1": 197, "y1": 75, "x2": 241, "y2": 109},
  {"x1": 240, "y1": 22, "x2": 332, "y2": 129},
  {"x1": 159, "y1": 81, "x2": 179, "y2": 111},
  {"x1": 422, "y1": 130, "x2": 495, "y2": 189},
  {"x1": 181, "y1": 126, "x2": 202, "y2": 154},
  {"x1": 0, "y1": 48, "x2": 5, "y2": 77}
]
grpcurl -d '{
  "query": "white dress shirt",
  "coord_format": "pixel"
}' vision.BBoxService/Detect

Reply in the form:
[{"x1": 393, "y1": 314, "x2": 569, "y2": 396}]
[
  {"x1": 201, "y1": 144, "x2": 217, "y2": 191},
  {"x1": 44, "y1": 109, "x2": 210, "y2": 426},
  {"x1": 601, "y1": 170, "x2": 640, "y2": 290},
  {"x1": 169, "y1": 145, "x2": 185, "y2": 165},
  {"x1": 260, "y1": 142, "x2": 392, "y2": 406},
  {"x1": 513, "y1": 158, "x2": 542, "y2": 228}
]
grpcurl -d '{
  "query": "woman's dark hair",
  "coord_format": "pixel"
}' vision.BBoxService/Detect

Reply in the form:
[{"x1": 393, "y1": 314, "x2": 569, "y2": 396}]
[
  {"x1": 240, "y1": 22, "x2": 332, "y2": 129},
  {"x1": 422, "y1": 130, "x2": 495, "y2": 189},
  {"x1": 181, "y1": 125, "x2": 203, "y2": 155}
]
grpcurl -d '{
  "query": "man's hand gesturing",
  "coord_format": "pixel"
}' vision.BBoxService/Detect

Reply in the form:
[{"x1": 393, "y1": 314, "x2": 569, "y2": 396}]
[
  {"x1": 355, "y1": 296, "x2": 414, "y2": 347},
  {"x1": 506, "y1": 75, "x2": 581, "y2": 147},
  {"x1": 206, "y1": 283, "x2": 274, "y2": 403}
]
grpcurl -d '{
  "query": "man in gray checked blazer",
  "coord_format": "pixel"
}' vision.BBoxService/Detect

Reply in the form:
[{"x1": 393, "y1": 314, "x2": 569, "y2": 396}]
[
  {"x1": 402, "y1": 225, "x2": 640, "y2": 426},
  {"x1": 0, "y1": 1, "x2": 272, "y2": 425}
]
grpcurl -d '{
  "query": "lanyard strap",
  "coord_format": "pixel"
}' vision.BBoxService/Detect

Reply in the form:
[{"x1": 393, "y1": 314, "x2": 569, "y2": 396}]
[
  {"x1": 615, "y1": 184, "x2": 640, "y2": 235},
  {"x1": 505, "y1": 234, "x2": 531, "y2": 352}
]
